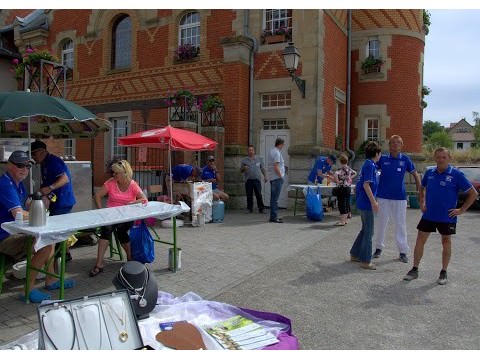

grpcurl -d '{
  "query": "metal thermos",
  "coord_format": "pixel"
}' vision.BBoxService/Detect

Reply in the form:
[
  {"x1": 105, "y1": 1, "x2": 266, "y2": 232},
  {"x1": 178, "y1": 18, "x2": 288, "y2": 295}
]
[{"x1": 29, "y1": 192, "x2": 46, "y2": 227}]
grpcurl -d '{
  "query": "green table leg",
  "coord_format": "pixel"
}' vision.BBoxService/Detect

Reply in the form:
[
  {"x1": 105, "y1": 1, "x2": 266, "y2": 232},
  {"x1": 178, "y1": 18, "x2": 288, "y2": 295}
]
[
  {"x1": 59, "y1": 241, "x2": 66, "y2": 300},
  {"x1": 24, "y1": 236, "x2": 33, "y2": 304},
  {"x1": 293, "y1": 189, "x2": 299, "y2": 216}
]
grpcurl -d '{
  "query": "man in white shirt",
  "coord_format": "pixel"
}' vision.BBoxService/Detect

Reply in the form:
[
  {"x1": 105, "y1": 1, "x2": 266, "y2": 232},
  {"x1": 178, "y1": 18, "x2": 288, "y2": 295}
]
[{"x1": 267, "y1": 138, "x2": 286, "y2": 223}]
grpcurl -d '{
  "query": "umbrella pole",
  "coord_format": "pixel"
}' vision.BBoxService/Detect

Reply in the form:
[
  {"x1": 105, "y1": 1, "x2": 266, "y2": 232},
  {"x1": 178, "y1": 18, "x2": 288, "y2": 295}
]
[{"x1": 168, "y1": 146, "x2": 173, "y2": 204}]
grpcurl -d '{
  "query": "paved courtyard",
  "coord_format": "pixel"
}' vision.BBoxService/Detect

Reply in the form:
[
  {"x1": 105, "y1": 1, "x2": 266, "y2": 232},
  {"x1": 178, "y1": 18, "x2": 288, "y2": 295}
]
[{"x1": 1, "y1": 206, "x2": 479, "y2": 349}]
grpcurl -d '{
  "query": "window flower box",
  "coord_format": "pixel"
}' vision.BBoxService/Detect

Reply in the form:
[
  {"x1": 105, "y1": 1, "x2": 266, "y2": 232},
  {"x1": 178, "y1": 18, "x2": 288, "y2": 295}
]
[
  {"x1": 260, "y1": 27, "x2": 292, "y2": 45},
  {"x1": 361, "y1": 56, "x2": 384, "y2": 74}
]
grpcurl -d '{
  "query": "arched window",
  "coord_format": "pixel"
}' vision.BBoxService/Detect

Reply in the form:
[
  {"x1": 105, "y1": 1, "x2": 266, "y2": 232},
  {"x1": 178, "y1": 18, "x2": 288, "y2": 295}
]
[
  {"x1": 179, "y1": 11, "x2": 200, "y2": 47},
  {"x1": 61, "y1": 39, "x2": 74, "y2": 69},
  {"x1": 112, "y1": 15, "x2": 131, "y2": 69}
]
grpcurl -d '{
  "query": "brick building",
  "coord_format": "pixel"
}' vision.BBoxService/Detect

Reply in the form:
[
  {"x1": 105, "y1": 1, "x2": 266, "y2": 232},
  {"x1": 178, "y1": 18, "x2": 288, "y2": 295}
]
[{"x1": 0, "y1": 9, "x2": 426, "y2": 209}]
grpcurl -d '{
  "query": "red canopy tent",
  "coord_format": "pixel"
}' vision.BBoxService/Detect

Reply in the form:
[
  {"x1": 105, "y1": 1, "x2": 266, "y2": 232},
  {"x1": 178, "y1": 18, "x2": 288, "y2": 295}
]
[{"x1": 118, "y1": 125, "x2": 217, "y2": 203}]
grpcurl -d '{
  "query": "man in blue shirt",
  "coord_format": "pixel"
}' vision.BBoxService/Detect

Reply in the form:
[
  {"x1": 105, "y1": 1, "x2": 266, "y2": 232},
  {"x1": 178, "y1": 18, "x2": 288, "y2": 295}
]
[
  {"x1": 31, "y1": 140, "x2": 76, "y2": 262},
  {"x1": 172, "y1": 164, "x2": 201, "y2": 182},
  {"x1": 404, "y1": 147, "x2": 477, "y2": 285},
  {"x1": 0, "y1": 151, "x2": 74, "y2": 303},
  {"x1": 307, "y1": 155, "x2": 336, "y2": 184},
  {"x1": 201, "y1": 155, "x2": 229, "y2": 202},
  {"x1": 373, "y1": 135, "x2": 421, "y2": 263}
]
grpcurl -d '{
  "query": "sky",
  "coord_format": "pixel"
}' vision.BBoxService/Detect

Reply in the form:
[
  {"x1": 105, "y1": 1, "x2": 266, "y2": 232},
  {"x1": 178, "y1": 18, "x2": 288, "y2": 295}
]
[{"x1": 423, "y1": 9, "x2": 480, "y2": 127}]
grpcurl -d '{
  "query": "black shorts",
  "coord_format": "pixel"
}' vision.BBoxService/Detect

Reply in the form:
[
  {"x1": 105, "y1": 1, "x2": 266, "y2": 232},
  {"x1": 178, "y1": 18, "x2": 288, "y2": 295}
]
[
  {"x1": 417, "y1": 218, "x2": 456, "y2": 235},
  {"x1": 100, "y1": 222, "x2": 133, "y2": 244}
]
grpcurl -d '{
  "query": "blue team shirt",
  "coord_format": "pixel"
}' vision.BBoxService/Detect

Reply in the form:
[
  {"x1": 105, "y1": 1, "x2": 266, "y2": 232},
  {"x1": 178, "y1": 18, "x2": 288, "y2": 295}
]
[
  {"x1": 421, "y1": 165, "x2": 472, "y2": 223},
  {"x1": 0, "y1": 173, "x2": 27, "y2": 241},
  {"x1": 376, "y1": 153, "x2": 415, "y2": 200},
  {"x1": 308, "y1": 157, "x2": 332, "y2": 183},
  {"x1": 172, "y1": 164, "x2": 193, "y2": 181},
  {"x1": 201, "y1": 166, "x2": 217, "y2": 190},
  {"x1": 41, "y1": 153, "x2": 76, "y2": 211},
  {"x1": 355, "y1": 159, "x2": 378, "y2": 211}
]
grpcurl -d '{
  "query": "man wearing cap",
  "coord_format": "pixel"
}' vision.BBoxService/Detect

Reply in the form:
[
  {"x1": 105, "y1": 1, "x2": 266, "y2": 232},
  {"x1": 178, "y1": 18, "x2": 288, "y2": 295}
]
[
  {"x1": 201, "y1": 155, "x2": 229, "y2": 202},
  {"x1": 0, "y1": 151, "x2": 74, "y2": 302},
  {"x1": 308, "y1": 155, "x2": 336, "y2": 184},
  {"x1": 31, "y1": 140, "x2": 76, "y2": 261}
]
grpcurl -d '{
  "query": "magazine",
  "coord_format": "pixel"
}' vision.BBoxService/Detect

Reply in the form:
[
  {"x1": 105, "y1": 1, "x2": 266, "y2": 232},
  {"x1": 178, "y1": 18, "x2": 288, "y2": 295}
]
[{"x1": 203, "y1": 315, "x2": 279, "y2": 350}]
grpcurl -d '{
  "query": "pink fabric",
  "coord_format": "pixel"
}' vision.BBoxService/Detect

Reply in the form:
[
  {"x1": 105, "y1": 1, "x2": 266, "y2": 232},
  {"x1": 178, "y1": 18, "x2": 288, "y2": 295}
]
[{"x1": 104, "y1": 178, "x2": 142, "y2": 208}]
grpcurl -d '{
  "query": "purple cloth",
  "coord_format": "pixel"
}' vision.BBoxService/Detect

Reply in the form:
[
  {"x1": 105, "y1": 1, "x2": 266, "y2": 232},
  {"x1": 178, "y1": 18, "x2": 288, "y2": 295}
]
[{"x1": 240, "y1": 307, "x2": 299, "y2": 350}]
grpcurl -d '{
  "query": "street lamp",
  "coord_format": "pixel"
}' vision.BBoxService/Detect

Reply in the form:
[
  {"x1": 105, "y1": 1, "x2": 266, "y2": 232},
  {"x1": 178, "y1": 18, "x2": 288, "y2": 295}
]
[{"x1": 282, "y1": 42, "x2": 306, "y2": 98}]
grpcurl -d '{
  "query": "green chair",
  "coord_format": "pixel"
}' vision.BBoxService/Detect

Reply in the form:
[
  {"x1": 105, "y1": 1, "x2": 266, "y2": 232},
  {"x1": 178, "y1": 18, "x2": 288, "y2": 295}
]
[{"x1": 109, "y1": 234, "x2": 124, "y2": 261}]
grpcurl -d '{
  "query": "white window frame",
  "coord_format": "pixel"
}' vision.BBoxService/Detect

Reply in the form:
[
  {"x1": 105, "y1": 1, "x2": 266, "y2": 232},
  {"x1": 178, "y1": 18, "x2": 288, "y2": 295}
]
[
  {"x1": 261, "y1": 92, "x2": 291, "y2": 110},
  {"x1": 263, "y1": 9, "x2": 292, "y2": 33},
  {"x1": 179, "y1": 11, "x2": 200, "y2": 47},
  {"x1": 365, "y1": 117, "x2": 379, "y2": 142},
  {"x1": 367, "y1": 37, "x2": 380, "y2": 59},
  {"x1": 61, "y1": 39, "x2": 74, "y2": 69},
  {"x1": 63, "y1": 139, "x2": 75, "y2": 157},
  {"x1": 110, "y1": 116, "x2": 130, "y2": 160},
  {"x1": 263, "y1": 119, "x2": 289, "y2": 130}
]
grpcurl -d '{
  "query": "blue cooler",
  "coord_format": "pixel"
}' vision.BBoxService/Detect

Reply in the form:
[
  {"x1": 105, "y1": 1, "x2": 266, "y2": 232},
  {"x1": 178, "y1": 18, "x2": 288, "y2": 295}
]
[{"x1": 212, "y1": 200, "x2": 225, "y2": 223}]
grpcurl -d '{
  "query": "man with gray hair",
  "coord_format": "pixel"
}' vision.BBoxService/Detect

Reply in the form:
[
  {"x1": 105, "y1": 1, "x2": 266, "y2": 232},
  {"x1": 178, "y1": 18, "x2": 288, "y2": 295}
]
[
  {"x1": 267, "y1": 138, "x2": 286, "y2": 223},
  {"x1": 240, "y1": 145, "x2": 268, "y2": 214}
]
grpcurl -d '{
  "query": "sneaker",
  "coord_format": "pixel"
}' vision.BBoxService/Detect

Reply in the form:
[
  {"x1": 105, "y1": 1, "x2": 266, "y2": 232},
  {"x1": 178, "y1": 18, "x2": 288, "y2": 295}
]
[
  {"x1": 259, "y1": 209, "x2": 265, "y2": 214},
  {"x1": 373, "y1": 249, "x2": 382, "y2": 258},
  {"x1": 399, "y1": 253, "x2": 409, "y2": 263},
  {"x1": 244, "y1": 209, "x2": 252, "y2": 214},
  {"x1": 437, "y1": 270, "x2": 447, "y2": 285},
  {"x1": 403, "y1": 268, "x2": 418, "y2": 281}
]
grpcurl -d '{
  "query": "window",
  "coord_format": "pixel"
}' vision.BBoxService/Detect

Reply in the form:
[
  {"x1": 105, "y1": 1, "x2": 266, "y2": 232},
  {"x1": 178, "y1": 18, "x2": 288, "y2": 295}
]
[
  {"x1": 111, "y1": 117, "x2": 129, "y2": 159},
  {"x1": 179, "y1": 11, "x2": 200, "y2": 47},
  {"x1": 61, "y1": 39, "x2": 74, "y2": 69},
  {"x1": 457, "y1": 142, "x2": 464, "y2": 150},
  {"x1": 263, "y1": 119, "x2": 289, "y2": 130},
  {"x1": 112, "y1": 15, "x2": 131, "y2": 69},
  {"x1": 64, "y1": 139, "x2": 74, "y2": 157},
  {"x1": 264, "y1": 9, "x2": 292, "y2": 33},
  {"x1": 261, "y1": 92, "x2": 291, "y2": 109},
  {"x1": 366, "y1": 118, "x2": 379, "y2": 141},
  {"x1": 367, "y1": 37, "x2": 380, "y2": 59}
]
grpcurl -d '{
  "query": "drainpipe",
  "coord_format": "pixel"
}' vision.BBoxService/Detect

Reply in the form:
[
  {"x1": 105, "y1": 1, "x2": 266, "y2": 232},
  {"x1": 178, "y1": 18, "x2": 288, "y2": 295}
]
[
  {"x1": 346, "y1": 9, "x2": 355, "y2": 163},
  {"x1": 243, "y1": 9, "x2": 258, "y2": 146}
]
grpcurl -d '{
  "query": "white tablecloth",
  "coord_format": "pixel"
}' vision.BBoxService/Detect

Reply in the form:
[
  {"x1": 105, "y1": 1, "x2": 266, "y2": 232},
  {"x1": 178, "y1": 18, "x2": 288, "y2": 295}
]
[{"x1": 1, "y1": 201, "x2": 190, "y2": 251}]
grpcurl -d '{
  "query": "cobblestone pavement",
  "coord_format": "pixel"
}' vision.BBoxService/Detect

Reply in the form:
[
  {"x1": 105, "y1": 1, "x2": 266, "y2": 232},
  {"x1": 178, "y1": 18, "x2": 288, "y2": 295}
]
[{"x1": 1, "y1": 207, "x2": 479, "y2": 349}]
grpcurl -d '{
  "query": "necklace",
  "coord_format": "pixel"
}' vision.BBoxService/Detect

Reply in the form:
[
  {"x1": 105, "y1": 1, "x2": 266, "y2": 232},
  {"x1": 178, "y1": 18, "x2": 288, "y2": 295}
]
[
  {"x1": 41, "y1": 305, "x2": 76, "y2": 350},
  {"x1": 102, "y1": 299, "x2": 128, "y2": 342},
  {"x1": 74, "y1": 303, "x2": 102, "y2": 349},
  {"x1": 118, "y1": 267, "x2": 149, "y2": 308}
]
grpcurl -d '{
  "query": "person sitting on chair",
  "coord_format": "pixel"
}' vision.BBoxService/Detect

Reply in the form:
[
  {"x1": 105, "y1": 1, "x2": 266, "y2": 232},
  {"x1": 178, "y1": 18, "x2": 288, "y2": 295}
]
[
  {"x1": 0, "y1": 151, "x2": 75, "y2": 303},
  {"x1": 201, "y1": 155, "x2": 229, "y2": 202}
]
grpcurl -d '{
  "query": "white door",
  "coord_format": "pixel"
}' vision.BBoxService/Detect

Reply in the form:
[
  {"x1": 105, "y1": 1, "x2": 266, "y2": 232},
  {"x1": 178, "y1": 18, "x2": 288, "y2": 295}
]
[{"x1": 260, "y1": 130, "x2": 290, "y2": 208}]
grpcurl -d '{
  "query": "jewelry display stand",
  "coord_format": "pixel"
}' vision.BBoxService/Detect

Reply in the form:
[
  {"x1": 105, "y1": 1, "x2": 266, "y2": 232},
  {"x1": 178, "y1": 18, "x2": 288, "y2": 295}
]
[{"x1": 37, "y1": 290, "x2": 143, "y2": 350}]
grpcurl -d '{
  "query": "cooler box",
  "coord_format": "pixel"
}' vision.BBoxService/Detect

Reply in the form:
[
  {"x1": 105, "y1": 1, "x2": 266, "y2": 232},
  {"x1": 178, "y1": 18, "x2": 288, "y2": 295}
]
[{"x1": 211, "y1": 200, "x2": 225, "y2": 223}]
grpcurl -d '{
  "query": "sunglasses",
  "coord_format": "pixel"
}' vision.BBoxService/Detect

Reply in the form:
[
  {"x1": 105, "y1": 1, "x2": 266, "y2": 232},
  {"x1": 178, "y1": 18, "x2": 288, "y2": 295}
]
[
  {"x1": 208, "y1": 159, "x2": 215, "y2": 162},
  {"x1": 13, "y1": 162, "x2": 32, "y2": 169}
]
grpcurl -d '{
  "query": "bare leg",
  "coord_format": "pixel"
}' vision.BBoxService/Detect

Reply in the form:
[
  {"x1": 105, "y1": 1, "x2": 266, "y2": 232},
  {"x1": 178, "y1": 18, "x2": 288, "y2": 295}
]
[
  {"x1": 440, "y1": 235, "x2": 452, "y2": 271},
  {"x1": 413, "y1": 230, "x2": 430, "y2": 268},
  {"x1": 121, "y1": 242, "x2": 132, "y2": 261},
  {"x1": 95, "y1": 239, "x2": 110, "y2": 268},
  {"x1": 340, "y1": 214, "x2": 348, "y2": 224},
  {"x1": 26, "y1": 244, "x2": 54, "y2": 292}
]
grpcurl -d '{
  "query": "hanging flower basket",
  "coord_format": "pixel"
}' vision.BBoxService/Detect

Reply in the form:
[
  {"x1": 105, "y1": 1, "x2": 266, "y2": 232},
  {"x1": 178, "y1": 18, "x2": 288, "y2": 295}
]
[{"x1": 11, "y1": 47, "x2": 58, "y2": 80}]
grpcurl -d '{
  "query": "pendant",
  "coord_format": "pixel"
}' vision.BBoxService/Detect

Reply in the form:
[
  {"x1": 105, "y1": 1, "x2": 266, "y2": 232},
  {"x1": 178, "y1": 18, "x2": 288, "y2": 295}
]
[
  {"x1": 119, "y1": 331, "x2": 128, "y2": 342},
  {"x1": 139, "y1": 298, "x2": 147, "y2": 307}
]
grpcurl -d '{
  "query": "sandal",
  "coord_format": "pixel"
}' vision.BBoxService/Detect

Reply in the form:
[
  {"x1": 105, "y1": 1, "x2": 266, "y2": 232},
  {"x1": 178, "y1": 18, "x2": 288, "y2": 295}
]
[
  {"x1": 20, "y1": 288, "x2": 51, "y2": 303},
  {"x1": 45, "y1": 278, "x2": 76, "y2": 290},
  {"x1": 360, "y1": 262, "x2": 377, "y2": 270},
  {"x1": 334, "y1": 222, "x2": 346, "y2": 226},
  {"x1": 89, "y1": 266, "x2": 104, "y2": 277}
]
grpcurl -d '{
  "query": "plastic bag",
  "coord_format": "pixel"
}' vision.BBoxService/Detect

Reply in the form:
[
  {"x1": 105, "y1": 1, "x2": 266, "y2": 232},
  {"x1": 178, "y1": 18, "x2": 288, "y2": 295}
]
[
  {"x1": 306, "y1": 187, "x2": 323, "y2": 221},
  {"x1": 130, "y1": 220, "x2": 155, "y2": 263}
]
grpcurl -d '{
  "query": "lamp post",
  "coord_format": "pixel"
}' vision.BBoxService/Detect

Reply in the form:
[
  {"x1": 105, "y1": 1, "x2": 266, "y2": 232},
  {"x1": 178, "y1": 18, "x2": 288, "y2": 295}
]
[{"x1": 282, "y1": 42, "x2": 306, "y2": 98}]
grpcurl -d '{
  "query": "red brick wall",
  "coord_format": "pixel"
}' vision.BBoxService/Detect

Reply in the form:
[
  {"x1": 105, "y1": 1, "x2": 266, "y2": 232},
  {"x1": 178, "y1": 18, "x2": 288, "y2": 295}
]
[
  {"x1": 322, "y1": 13, "x2": 348, "y2": 149},
  {"x1": 350, "y1": 35, "x2": 423, "y2": 153}
]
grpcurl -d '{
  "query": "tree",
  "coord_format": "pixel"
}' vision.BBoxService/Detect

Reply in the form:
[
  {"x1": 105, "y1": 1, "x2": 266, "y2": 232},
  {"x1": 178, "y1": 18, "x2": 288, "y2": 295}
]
[
  {"x1": 423, "y1": 120, "x2": 444, "y2": 141},
  {"x1": 426, "y1": 131, "x2": 453, "y2": 151},
  {"x1": 473, "y1": 111, "x2": 480, "y2": 145}
]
